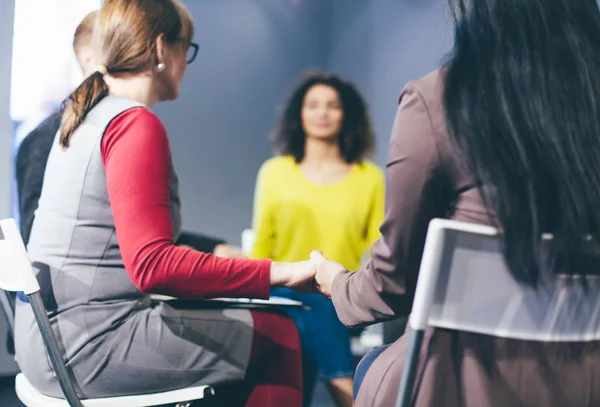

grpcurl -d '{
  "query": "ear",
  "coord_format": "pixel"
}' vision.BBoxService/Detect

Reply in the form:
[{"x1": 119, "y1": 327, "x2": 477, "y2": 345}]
[
  {"x1": 76, "y1": 45, "x2": 96, "y2": 78},
  {"x1": 155, "y1": 33, "x2": 166, "y2": 66}
]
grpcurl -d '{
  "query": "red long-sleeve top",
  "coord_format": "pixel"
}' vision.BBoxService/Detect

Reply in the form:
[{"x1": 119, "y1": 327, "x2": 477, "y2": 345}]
[{"x1": 101, "y1": 107, "x2": 271, "y2": 299}]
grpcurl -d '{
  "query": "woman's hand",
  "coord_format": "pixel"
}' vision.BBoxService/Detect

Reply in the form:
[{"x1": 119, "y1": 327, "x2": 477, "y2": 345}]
[
  {"x1": 270, "y1": 261, "x2": 317, "y2": 293},
  {"x1": 310, "y1": 250, "x2": 347, "y2": 298}
]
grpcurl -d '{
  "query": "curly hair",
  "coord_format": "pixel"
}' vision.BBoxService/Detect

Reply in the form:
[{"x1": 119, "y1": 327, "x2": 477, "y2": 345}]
[{"x1": 272, "y1": 71, "x2": 375, "y2": 163}]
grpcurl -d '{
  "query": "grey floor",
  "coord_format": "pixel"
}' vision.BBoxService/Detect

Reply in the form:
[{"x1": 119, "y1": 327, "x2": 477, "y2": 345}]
[{"x1": 0, "y1": 375, "x2": 337, "y2": 407}]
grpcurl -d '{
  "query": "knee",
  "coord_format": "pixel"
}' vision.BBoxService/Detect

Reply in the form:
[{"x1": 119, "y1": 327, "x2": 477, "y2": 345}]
[
  {"x1": 353, "y1": 357, "x2": 369, "y2": 400},
  {"x1": 252, "y1": 311, "x2": 301, "y2": 357},
  {"x1": 353, "y1": 345, "x2": 390, "y2": 400},
  {"x1": 273, "y1": 313, "x2": 301, "y2": 351}
]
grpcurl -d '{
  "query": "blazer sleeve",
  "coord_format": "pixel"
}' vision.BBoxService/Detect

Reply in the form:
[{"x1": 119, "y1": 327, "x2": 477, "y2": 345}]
[{"x1": 331, "y1": 86, "x2": 447, "y2": 327}]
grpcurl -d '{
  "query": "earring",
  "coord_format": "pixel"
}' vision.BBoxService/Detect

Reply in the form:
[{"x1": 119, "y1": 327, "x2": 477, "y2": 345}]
[{"x1": 157, "y1": 63, "x2": 166, "y2": 72}]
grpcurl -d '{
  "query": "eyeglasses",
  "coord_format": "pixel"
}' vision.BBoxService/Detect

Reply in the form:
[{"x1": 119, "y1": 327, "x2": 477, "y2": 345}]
[{"x1": 187, "y1": 42, "x2": 199, "y2": 64}]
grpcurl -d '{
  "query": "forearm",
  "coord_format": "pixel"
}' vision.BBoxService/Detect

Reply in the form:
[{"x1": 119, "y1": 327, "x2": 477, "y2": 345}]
[
  {"x1": 331, "y1": 256, "x2": 413, "y2": 328},
  {"x1": 131, "y1": 240, "x2": 271, "y2": 299}
]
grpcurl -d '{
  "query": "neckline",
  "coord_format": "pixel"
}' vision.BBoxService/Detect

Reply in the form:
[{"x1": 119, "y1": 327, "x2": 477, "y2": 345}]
[{"x1": 291, "y1": 158, "x2": 359, "y2": 188}]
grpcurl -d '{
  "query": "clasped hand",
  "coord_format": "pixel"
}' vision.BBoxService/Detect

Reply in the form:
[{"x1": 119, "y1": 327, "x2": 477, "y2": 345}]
[
  {"x1": 310, "y1": 250, "x2": 347, "y2": 298},
  {"x1": 275, "y1": 251, "x2": 347, "y2": 298}
]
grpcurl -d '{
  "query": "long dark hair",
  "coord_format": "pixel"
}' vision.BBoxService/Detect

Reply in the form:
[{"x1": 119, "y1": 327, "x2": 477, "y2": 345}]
[
  {"x1": 444, "y1": 0, "x2": 600, "y2": 285},
  {"x1": 272, "y1": 71, "x2": 375, "y2": 163}
]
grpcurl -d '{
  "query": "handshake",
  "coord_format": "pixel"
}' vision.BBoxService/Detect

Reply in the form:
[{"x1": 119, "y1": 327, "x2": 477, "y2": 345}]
[{"x1": 271, "y1": 251, "x2": 348, "y2": 298}]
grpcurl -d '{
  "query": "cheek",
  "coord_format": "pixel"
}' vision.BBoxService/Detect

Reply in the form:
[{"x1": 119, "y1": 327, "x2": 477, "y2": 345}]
[
  {"x1": 166, "y1": 63, "x2": 186, "y2": 91},
  {"x1": 168, "y1": 52, "x2": 187, "y2": 81},
  {"x1": 177, "y1": 64, "x2": 187, "y2": 82},
  {"x1": 332, "y1": 111, "x2": 343, "y2": 128},
  {"x1": 301, "y1": 108, "x2": 311, "y2": 126}
]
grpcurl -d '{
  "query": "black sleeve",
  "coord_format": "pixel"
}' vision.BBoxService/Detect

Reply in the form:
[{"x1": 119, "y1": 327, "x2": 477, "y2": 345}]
[
  {"x1": 16, "y1": 113, "x2": 61, "y2": 246},
  {"x1": 176, "y1": 231, "x2": 227, "y2": 254}
]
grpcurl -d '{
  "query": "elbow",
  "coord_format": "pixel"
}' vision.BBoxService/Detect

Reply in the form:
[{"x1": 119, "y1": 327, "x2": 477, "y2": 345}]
[
  {"x1": 131, "y1": 252, "x2": 175, "y2": 294},
  {"x1": 135, "y1": 277, "x2": 166, "y2": 295},
  {"x1": 337, "y1": 313, "x2": 365, "y2": 329},
  {"x1": 126, "y1": 243, "x2": 173, "y2": 294},
  {"x1": 132, "y1": 267, "x2": 170, "y2": 294}
]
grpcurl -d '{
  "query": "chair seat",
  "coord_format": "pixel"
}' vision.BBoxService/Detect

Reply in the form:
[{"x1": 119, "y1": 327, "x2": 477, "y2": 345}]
[{"x1": 15, "y1": 373, "x2": 215, "y2": 407}]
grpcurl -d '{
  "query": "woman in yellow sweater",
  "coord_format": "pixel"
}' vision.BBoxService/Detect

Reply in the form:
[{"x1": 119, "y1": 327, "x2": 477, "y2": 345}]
[{"x1": 251, "y1": 71, "x2": 384, "y2": 407}]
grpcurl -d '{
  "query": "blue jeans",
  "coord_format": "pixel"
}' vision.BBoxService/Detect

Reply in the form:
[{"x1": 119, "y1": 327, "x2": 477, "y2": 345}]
[
  {"x1": 353, "y1": 344, "x2": 391, "y2": 401},
  {"x1": 271, "y1": 287, "x2": 354, "y2": 405}
]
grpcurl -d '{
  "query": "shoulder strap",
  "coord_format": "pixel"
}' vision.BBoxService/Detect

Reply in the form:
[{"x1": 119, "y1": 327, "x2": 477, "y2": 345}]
[{"x1": 85, "y1": 95, "x2": 146, "y2": 131}]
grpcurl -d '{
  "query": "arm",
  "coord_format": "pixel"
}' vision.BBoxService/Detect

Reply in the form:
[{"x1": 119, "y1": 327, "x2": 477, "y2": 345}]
[
  {"x1": 15, "y1": 114, "x2": 61, "y2": 246},
  {"x1": 102, "y1": 108, "x2": 271, "y2": 299},
  {"x1": 249, "y1": 162, "x2": 276, "y2": 259},
  {"x1": 331, "y1": 87, "x2": 446, "y2": 327},
  {"x1": 16, "y1": 138, "x2": 38, "y2": 247}
]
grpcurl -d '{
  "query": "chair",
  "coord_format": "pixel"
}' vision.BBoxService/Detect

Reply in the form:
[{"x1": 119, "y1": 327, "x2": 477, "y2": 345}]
[
  {"x1": 0, "y1": 218, "x2": 215, "y2": 407},
  {"x1": 396, "y1": 219, "x2": 600, "y2": 407},
  {"x1": 241, "y1": 229, "x2": 255, "y2": 256}
]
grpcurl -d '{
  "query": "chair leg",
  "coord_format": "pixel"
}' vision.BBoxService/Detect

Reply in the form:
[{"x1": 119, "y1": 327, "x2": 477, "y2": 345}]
[
  {"x1": 395, "y1": 329, "x2": 424, "y2": 407},
  {"x1": 28, "y1": 292, "x2": 83, "y2": 407}
]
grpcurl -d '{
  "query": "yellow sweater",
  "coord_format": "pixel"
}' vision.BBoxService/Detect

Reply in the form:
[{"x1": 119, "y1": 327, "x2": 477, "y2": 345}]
[{"x1": 250, "y1": 156, "x2": 385, "y2": 271}]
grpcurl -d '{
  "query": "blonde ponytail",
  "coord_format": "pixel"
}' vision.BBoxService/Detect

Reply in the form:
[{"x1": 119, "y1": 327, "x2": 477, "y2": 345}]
[{"x1": 59, "y1": 71, "x2": 109, "y2": 148}]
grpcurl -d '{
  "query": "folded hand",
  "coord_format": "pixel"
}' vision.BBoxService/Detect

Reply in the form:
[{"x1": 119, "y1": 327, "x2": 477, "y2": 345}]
[
  {"x1": 270, "y1": 260, "x2": 318, "y2": 293},
  {"x1": 310, "y1": 251, "x2": 347, "y2": 298}
]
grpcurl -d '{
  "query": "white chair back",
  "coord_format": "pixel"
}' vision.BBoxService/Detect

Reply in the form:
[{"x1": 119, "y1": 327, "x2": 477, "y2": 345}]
[
  {"x1": 0, "y1": 219, "x2": 40, "y2": 295},
  {"x1": 397, "y1": 219, "x2": 600, "y2": 407},
  {"x1": 411, "y1": 219, "x2": 600, "y2": 341},
  {"x1": 0, "y1": 218, "x2": 83, "y2": 406},
  {"x1": 241, "y1": 229, "x2": 256, "y2": 256},
  {"x1": 0, "y1": 218, "x2": 214, "y2": 406}
]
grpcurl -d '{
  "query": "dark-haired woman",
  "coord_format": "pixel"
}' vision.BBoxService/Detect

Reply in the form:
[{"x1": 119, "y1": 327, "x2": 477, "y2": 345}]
[
  {"x1": 312, "y1": 0, "x2": 600, "y2": 405},
  {"x1": 250, "y1": 71, "x2": 384, "y2": 406}
]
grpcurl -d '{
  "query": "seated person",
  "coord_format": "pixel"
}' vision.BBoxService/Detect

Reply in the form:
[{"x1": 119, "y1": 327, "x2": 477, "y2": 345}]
[
  {"x1": 14, "y1": 1, "x2": 313, "y2": 405},
  {"x1": 9, "y1": 11, "x2": 100, "y2": 357},
  {"x1": 311, "y1": 0, "x2": 600, "y2": 405},
  {"x1": 16, "y1": 11, "x2": 97, "y2": 247},
  {"x1": 251, "y1": 71, "x2": 384, "y2": 407}
]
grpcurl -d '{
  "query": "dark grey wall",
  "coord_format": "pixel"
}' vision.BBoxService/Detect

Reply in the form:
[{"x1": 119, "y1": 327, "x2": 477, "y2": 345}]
[
  {"x1": 154, "y1": 0, "x2": 332, "y2": 244},
  {"x1": 153, "y1": 0, "x2": 453, "y2": 245},
  {"x1": 327, "y1": 0, "x2": 453, "y2": 166}
]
